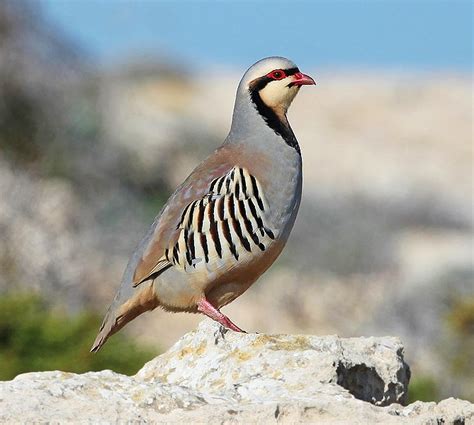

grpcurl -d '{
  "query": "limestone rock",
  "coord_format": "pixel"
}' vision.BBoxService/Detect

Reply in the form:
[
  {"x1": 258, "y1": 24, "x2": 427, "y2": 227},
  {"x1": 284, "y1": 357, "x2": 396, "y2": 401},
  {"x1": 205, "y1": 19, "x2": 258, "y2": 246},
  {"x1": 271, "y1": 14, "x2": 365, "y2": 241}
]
[
  {"x1": 137, "y1": 320, "x2": 410, "y2": 406},
  {"x1": 0, "y1": 320, "x2": 472, "y2": 424}
]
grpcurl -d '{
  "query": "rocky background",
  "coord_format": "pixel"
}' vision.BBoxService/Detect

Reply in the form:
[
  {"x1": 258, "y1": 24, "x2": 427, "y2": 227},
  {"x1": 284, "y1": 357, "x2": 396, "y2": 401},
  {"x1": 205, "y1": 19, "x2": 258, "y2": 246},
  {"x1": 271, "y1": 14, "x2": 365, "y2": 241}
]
[{"x1": 0, "y1": 1, "x2": 472, "y2": 404}]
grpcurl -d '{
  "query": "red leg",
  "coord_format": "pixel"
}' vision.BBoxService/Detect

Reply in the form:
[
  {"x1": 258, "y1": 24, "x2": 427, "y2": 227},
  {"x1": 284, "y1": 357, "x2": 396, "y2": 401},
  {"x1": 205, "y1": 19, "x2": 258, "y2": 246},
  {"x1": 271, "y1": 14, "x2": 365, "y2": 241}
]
[{"x1": 197, "y1": 297, "x2": 246, "y2": 333}]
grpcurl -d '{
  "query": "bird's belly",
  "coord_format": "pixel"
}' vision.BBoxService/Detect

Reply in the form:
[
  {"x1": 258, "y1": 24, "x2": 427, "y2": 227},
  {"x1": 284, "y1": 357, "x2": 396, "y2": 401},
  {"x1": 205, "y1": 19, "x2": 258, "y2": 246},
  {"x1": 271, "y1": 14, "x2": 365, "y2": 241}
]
[
  {"x1": 206, "y1": 239, "x2": 286, "y2": 309},
  {"x1": 153, "y1": 268, "x2": 201, "y2": 312},
  {"x1": 153, "y1": 237, "x2": 285, "y2": 312}
]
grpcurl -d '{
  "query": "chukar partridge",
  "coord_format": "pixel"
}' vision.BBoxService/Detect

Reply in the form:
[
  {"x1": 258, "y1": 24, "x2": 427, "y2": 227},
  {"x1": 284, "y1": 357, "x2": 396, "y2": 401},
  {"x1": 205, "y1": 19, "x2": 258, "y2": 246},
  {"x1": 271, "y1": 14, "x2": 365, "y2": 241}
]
[{"x1": 91, "y1": 56, "x2": 315, "y2": 352}]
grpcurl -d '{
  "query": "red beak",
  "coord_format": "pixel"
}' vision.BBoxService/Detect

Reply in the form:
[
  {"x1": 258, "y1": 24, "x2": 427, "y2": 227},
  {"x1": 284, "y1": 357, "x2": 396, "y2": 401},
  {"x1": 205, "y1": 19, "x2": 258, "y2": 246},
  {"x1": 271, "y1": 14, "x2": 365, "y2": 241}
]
[{"x1": 292, "y1": 72, "x2": 316, "y2": 86}]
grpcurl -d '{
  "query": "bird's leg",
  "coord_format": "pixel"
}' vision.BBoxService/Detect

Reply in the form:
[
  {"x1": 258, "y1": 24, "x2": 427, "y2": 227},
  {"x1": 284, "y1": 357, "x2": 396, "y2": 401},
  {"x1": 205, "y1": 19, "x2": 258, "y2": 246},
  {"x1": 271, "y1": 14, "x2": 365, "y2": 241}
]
[{"x1": 197, "y1": 297, "x2": 246, "y2": 333}]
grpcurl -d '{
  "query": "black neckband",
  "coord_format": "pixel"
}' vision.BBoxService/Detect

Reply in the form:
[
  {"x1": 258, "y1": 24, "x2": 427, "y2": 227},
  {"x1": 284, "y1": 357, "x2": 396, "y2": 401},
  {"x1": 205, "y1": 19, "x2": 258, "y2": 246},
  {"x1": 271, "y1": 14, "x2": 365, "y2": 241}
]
[{"x1": 249, "y1": 69, "x2": 301, "y2": 155}]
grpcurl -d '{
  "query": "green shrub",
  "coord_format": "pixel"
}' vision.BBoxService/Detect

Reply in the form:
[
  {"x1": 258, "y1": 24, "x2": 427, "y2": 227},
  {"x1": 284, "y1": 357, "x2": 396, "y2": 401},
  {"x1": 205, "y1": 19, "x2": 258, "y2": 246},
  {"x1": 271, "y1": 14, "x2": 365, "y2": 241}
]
[
  {"x1": 444, "y1": 296, "x2": 474, "y2": 400},
  {"x1": 0, "y1": 293, "x2": 157, "y2": 380},
  {"x1": 408, "y1": 375, "x2": 440, "y2": 403}
]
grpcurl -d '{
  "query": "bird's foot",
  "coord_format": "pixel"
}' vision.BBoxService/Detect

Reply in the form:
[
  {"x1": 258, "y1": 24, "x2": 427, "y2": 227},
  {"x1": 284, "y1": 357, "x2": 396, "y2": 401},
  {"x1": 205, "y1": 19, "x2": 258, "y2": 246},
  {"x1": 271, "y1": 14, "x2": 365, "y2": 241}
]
[{"x1": 197, "y1": 297, "x2": 246, "y2": 333}]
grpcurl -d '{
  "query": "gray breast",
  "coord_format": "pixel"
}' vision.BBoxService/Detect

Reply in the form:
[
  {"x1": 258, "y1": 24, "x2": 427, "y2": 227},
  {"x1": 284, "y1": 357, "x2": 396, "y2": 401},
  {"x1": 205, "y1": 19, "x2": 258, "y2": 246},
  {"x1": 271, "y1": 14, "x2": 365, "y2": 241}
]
[{"x1": 257, "y1": 141, "x2": 303, "y2": 241}]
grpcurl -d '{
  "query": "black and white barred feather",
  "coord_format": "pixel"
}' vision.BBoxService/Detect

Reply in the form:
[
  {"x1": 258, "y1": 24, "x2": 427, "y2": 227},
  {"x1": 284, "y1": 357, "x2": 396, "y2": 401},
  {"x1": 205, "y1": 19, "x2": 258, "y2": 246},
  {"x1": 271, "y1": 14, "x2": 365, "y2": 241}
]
[{"x1": 165, "y1": 166, "x2": 275, "y2": 272}]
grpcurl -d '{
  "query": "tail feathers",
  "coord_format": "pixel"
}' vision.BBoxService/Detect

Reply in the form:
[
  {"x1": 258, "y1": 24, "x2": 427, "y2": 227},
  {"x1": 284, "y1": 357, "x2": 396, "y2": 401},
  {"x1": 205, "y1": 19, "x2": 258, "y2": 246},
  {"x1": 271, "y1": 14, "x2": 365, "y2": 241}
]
[
  {"x1": 90, "y1": 283, "x2": 159, "y2": 352},
  {"x1": 90, "y1": 308, "x2": 118, "y2": 353}
]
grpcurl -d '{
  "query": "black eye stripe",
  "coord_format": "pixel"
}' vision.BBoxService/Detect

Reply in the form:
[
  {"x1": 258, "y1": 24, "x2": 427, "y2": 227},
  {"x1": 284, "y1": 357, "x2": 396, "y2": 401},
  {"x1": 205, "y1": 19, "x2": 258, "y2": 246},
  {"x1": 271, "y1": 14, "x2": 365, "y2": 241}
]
[
  {"x1": 272, "y1": 67, "x2": 299, "y2": 77},
  {"x1": 269, "y1": 67, "x2": 299, "y2": 80},
  {"x1": 251, "y1": 67, "x2": 300, "y2": 90},
  {"x1": 284, "y1": 67, "x2": 299, "y2": 77}
]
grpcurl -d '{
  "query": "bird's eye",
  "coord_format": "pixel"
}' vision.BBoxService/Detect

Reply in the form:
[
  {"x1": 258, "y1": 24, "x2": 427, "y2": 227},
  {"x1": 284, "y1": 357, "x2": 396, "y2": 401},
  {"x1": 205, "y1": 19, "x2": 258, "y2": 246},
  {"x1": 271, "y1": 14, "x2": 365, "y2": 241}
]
[{"x1": 267, "y1": 70, "x2": 286, "y2": 80}]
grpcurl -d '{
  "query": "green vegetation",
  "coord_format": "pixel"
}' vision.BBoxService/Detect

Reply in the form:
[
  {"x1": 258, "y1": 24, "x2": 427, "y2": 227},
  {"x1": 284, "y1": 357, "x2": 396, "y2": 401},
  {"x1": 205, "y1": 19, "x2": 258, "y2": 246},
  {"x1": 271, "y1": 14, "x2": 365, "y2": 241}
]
[
  {"x1": 0, "y1": 293, "x2": 158, "y2": 380},
  {"x1": 444, "y1": 296, "x2": 474, "y2": 401},
  {"x1": 408, "y1": 376, "x2": 440, "y2": 404},
  {"x1": 409, "y1": 294, "x2": 474, "y2": 403}
]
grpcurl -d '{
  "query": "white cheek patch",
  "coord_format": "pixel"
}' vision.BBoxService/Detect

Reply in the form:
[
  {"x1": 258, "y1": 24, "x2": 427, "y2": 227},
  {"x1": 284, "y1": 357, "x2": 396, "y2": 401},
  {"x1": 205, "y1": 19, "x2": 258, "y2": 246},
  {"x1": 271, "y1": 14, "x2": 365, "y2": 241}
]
[{"x1": 259, "y1": 79, "x2": 299, "y2": 110}]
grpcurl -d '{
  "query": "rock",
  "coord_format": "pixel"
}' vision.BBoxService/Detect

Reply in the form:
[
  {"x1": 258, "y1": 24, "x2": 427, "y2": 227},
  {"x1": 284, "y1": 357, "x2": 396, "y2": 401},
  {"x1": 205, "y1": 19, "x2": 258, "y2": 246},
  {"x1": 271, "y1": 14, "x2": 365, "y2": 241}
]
[
  {"x1": 137, "y1": 320, "x2": 410, "y2": 406},
  {"x1": 0, "y1": 320, "x2": 472, "y2": 424}
]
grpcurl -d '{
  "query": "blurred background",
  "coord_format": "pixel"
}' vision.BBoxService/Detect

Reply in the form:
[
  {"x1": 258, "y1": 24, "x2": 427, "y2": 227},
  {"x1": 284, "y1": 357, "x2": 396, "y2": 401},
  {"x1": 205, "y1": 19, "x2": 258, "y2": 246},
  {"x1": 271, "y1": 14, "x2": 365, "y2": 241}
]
[{"x1": 0, "y1": 0, "x2": 472, "y2": 403}]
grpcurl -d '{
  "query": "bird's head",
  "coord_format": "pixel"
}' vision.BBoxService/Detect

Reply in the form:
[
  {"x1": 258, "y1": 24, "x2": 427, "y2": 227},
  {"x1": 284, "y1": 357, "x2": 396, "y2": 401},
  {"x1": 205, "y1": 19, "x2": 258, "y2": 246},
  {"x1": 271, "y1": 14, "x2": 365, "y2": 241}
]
[
  {"x1": 230, "y1": 57, "x2": 315, "y2": 150},
  {"x1": 241, "y1": 56, "x2": 315, "y2": 117}
]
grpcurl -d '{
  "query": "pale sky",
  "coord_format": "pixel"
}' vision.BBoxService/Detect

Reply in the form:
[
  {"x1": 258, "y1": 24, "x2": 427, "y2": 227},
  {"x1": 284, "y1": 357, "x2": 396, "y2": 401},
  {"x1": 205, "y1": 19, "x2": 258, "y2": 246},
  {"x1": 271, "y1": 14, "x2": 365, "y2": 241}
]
[{"x1": 42, "y1": 0, "x2": 472, "y2": 71}]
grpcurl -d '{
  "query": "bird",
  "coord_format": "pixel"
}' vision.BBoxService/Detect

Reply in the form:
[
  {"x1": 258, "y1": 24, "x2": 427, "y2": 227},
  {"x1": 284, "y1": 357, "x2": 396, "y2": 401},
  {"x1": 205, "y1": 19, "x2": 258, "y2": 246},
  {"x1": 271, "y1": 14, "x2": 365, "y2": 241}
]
[{"x1": 91, "y1": 56, "x2": 315, "y2": 352}]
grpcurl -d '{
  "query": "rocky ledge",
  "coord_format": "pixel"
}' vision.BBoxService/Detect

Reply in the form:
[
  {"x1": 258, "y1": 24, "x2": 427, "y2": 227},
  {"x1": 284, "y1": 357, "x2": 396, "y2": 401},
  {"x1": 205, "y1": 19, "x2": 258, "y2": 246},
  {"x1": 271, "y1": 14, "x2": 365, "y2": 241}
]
[{"x1": 0, "y1": 320, "x2": 472, "y2": 424}]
